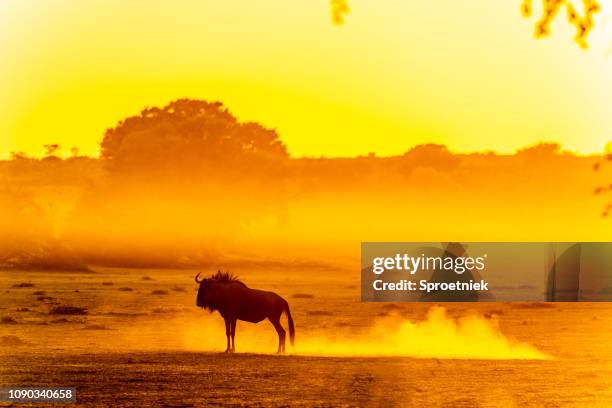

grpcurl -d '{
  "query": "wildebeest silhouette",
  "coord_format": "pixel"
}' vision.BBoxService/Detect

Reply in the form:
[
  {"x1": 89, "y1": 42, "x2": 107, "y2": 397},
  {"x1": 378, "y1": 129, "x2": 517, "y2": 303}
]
[{"x1": 195, "y1": 271, "x2": 295, "y2": 353}]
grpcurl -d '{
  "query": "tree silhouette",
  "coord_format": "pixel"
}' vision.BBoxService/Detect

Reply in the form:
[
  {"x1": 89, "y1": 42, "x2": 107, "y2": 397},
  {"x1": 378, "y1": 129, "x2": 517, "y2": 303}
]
[
  {"x1": 521, "y1": 0, "x2": 600, "y2": 48},
  {"x1": 401, "y1": 144, "x2": 460, "y2": 172},
  {"x1": 44, "y1": 144, "x2": 60, "y2": 157},
  {"x1": 593, "y1": 153, "x2": 612, "y2": 216},
  {"x1": 101, "y1": 99, "x2": 288, "y2": 176},
  {"x1": 331, "y1": 0, "x2": 350, "y2": 25},
  {"x1": 516, "y1": 142, "x2": 563, "y2": 157},
  {"x1": 332, "y1": 1, "x2": 601, "y2": 48}
]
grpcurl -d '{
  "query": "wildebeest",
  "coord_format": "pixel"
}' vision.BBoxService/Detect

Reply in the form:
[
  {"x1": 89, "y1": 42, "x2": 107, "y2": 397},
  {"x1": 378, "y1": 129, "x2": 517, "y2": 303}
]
[{"x1": 195, "y1": 271, "x2": 295, "y2": 353}]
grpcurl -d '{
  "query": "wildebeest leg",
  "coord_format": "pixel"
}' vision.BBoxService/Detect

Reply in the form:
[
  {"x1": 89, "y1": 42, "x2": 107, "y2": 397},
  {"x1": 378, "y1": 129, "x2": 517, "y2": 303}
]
[
  {"x1": 269, "y1": 317, "x2": 286, "y2": 353},
  {"x1": 230, "y1": 319, "x2": 236, "y2": 352},
  {"x1": 224, "y1": 318, "x2": 231, "y2": 353}
]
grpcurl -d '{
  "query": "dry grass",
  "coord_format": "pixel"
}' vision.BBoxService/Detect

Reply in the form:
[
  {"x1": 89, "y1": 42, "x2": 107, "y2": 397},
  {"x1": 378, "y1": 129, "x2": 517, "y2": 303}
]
[
  {"x1": 0, "y1": 335, "x2": 27, "y2": 346},
  {"x1": 83, "y1": 324, "x2": 111, "y2": 330}
]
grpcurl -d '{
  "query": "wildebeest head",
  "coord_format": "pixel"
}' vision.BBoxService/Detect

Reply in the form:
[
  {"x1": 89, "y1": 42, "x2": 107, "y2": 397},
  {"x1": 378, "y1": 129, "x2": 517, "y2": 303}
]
[
  {"x1": 195, "y1": 272, "x2": 212, "y2": 309},
  {"x1": 195, "y1": 270, "x2": 245, "y2": 311}
]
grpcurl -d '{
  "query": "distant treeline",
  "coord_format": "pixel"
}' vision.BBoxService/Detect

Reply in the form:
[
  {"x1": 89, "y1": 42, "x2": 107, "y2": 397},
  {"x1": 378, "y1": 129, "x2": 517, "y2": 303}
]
[{"x1": 0, "y1": 99, "x2": 608, "y2": 270}]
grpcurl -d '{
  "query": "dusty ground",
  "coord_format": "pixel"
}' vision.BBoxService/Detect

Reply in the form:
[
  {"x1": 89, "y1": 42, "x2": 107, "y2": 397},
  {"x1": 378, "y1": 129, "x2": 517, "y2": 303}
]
[{"x1": 1, "y1": 265, "x2": 611, "y2": 407}]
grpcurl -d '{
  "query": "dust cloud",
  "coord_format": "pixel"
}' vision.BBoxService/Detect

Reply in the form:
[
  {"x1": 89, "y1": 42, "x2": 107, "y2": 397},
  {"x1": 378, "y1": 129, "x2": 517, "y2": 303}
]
[{"x1": 181, "y1": 307, "x2": 548, "y2": 360}]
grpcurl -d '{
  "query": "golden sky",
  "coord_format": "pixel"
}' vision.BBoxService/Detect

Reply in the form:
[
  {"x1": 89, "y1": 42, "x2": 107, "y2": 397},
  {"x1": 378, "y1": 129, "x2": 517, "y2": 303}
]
[{"x1": 2, "y1": 0, "x2": 612, "y2": 158}]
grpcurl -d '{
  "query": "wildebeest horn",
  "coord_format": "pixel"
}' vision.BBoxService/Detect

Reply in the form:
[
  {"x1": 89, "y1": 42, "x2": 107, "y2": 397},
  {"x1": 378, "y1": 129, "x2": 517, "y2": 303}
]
[{"x1": 195, "y1": 272, "x2": 203, "y2": 283}]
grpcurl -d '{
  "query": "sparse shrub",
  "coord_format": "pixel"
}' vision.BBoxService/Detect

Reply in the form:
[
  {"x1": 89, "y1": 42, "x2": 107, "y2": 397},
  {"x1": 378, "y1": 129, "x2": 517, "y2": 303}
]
[
  {"x1": 49, "y1": 306, "x2": 88, "y2": 315},
  {"x1": 142, "y1": 276, "x2": 153, "y2": 281},
  {"x1": 37, "y1": 296, "x2": 54, "y2": 301},
  {"x1": 1, "y1": 316, "x2": 18, "y2": 324},
  {"x1": 511, "y1": 302, "x2": 555, "y2": 309},
  {"x1": 32, "y1": 290, "x2": 46, "y2": 295},
  {"x1": 102, "y1": 282, "x2": 113, "y2": 286},
  {"x1": 152, "y1": 307, "x2": 178, "y2": 314},
  {"x1": 172, "y1": 286, "x2": 186, "y2": 292},
  {"x1": 11, "y1": 283, "x2": 35, "y2": 288},
  {"x1": 292, "y1": 293, "x2": 314, "y2": 299},
  {"x1": 118, "y1": 287, "x2": 133, "y2": 292},
  {"x1": 151, "y1": 290, "x2": 168, "y2": 295},
  {"x1": 307, "y1": 310, "x2": 333, "y2": 316},
  {"x1": 83, "y1": 324, "x2": 110, "y2": 330}
]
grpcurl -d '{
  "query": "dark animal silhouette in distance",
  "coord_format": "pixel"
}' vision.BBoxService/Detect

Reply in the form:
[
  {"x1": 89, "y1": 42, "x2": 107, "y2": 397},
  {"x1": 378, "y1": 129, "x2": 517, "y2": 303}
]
[{"x1": 195, "y1": 271, "x2": 295, "y2": 353}]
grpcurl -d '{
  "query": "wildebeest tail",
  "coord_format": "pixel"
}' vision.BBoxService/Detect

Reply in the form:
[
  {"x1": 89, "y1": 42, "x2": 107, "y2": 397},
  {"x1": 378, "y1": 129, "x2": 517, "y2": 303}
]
[{"x1": 284, "y1": 300, "x2": 295, "y2": 346}]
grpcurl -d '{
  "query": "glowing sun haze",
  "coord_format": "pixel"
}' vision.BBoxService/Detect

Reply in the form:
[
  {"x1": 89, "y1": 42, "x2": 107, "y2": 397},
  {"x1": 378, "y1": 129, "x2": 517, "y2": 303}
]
[{"x1": 1, "y1": 0, "x2": 612, "y2": 158}]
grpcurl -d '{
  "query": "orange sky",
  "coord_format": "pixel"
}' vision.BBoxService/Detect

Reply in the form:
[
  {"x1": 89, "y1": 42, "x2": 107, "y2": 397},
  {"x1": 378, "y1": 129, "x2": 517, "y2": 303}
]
[{"x1": 1, "y1": 0, "x2": 612, "y2": 158}]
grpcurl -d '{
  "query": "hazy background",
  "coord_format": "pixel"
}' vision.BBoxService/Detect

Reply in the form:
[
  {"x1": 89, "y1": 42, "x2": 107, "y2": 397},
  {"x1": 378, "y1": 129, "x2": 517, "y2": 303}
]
[
  {"x1": 1, "y1": 99, "x2": 611, "y2": 271},
  {"x1": 2, "y1": 0, "x2": 612, "y2": 158}
]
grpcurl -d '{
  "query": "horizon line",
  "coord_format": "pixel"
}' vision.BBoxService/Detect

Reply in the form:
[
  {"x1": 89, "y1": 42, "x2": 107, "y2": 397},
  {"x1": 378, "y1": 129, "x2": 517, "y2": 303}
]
[{"x1": 1, "y1": 141, "x2": 607, "y2": 162}]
